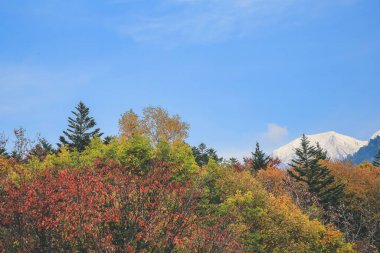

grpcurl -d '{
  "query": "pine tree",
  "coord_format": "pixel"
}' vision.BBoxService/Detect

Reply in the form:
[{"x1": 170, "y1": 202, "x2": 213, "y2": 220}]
[
  {"x1": 29, "y1": 136, "x2": 56, "y2": 162},
  {"x1": 373, "y1": 149, "x2": 380, "y2": 167},
  {"x1": 192, "y1": 143, "x2": 223, "y2": 166},
  {"x1": 103, "y1": 136, "x2": 114, "y2": 145},
  {"x1": 0, "y1": 147, "x2": 7, "y2": 157},
  {"x1": 315, "y1": 142, "x2": 328, "y2": 160},
  {"x1": 287, "y1": 134, "x2": 344, "y2": 207},
  {"x1": 250, "y1": 142, "x2": 269, "y2": 173},
  {"x1": 59, "y1": 102, "x2": 103, "y2": 152}
]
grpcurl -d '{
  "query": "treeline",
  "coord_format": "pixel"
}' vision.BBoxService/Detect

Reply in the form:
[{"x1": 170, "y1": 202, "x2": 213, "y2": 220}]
[{"x1": 0, "y1": 102, "x2": 379, "y2": 252}]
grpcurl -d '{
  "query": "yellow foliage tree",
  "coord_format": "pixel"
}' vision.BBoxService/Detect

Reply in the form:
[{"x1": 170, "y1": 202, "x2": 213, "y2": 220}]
[
  {"x1": 118, "y1": 109, "x2": 143, "y2": 140},
  {"x1": 325, "y1": 161, "x2": 380, "y2": 252},
  {"x1": 119, "y1": 106, "x2": 189, "y2": 145},
  {"x1": 212, "y1": 166, "x2": 355, "y2": 252},
  {"x1": 0, "y1": 157, "x2": 31, "y2": 186}
]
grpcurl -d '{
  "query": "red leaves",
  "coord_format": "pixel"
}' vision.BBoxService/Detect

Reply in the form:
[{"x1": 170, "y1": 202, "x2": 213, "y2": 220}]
[
  {"x1": 135, "y1": 232, "x2": 143, "y2": 241},
  {"x1": 139, "y1": 185, "x2": 150, "y2": 194},
  {"x1": 0, "y1": 160, "x2": 242, "y2": 252},
  {"x1": 0, "y1": 165, "x2": 121, "y2": 251},
  {"x1": 0, "y1": 162, "x2": 207, "y2": 251}
]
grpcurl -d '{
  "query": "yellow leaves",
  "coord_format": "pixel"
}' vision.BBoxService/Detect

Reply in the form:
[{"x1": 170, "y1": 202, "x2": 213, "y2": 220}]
[
  {"x1": 169, "y1": 140, "x2": 199, "y2": 173},
  {"x1": 256, "y1": 167, "x2": 288, "y2": 196},
  {"x1": 207, "y1": 162, "x2": 355, "y2": 253},
  {"x1": 117, "y1": 135, "x2": 153, "y2": 170},
  {"x1": 118, "y1": 109, "x2": 143, "y2": 140},
  {"x1": 119, "y1": 106, "x2": 190, "y2": 145},
  {"x1": 260, "y1": 193, "x2": 353, "y2": 252},
  {"x1": 26, "y1": 133, "x2": 198, "y2": 178},
  {"x1": 326, "y1": 160, "x2": 380, "y2": 209},
  {"x1": 40, "y1": 146, "x2": 81, "y2": 170},
  {"x1": 204, "y1": 158, "x2": 222, "y2": 176},
  {"x1": 316, "y1": 225, "x2": 355, "y2": 253},
  {"x1": 222, "y1": 191, "x2": 265, "y2": 222},
  {"x1": 141, "y1": 106, "x2": 189, "y2": 144},
  {"x1": 0, "y1": 157, "x2": 31, "y2": 186},
  {"x1": 154, "y1": 139, "x2": 199, "y2": 175},
  {"x1": 321, "y1": 225, "x2": 344, "y2": 244},
  {"x1": 223, "y1": 190, "x2": 250, "y2": 210},
  {"x1": 216, "y1": 168, "x2": 266, "y2": 204}
]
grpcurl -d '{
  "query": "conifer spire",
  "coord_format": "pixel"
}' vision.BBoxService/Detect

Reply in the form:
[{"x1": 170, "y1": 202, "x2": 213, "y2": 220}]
[{"x1": 59, "y1": 101, "x2": 102, "y2": 152}]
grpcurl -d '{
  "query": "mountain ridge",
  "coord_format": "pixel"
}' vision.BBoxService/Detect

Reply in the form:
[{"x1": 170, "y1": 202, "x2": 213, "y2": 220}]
[
  {"x1": 348, "y1": 135, "x2": 380, "y2": 164},
  {"x1": 272, "y1": 131, "x2": 370, "y2": 165}
]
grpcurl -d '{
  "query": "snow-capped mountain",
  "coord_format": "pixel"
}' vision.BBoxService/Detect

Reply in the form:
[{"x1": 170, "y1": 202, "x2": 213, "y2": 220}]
[
  {"x1": 349, "y1": 132, "x2": 380, "y2": 164},
  {"x1": 272, "y1": 131, "x2": 368, "y2": 165},
  {"x1": 370, "y1": 130, "x2": 380, "y2": 140}
]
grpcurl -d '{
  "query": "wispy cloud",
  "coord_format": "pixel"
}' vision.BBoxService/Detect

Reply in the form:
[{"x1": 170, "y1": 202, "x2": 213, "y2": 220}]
[
  {"x1": 263, "y1": 123, "x2": 288, "y2": 143},
  {"x1": 115, "y1": 0, "x2": 298, "y2": 45},
  {"x1": 0, "y1": 64, "x2": 93, "y2": 115},
  {"x1": 254, "y1": 123, "x2": 289, "y2": 155},
  {"x1": 215, "y1": 123, "x2": 289, "y2": 160}
]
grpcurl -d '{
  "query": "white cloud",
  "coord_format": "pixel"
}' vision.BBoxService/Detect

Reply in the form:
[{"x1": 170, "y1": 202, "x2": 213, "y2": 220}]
[
  {"x1": 0, "y1": 64, "x2": 94, "y2": 115},
  {"x1": 263, "y1": 123, "x2": 288, "y2": 143},
  {"x1": 210, "y1": 124, "x2": 289, "y2": 160},
  {"x1": 115, "y1": 0, "x2": 298, "y2": 45}
]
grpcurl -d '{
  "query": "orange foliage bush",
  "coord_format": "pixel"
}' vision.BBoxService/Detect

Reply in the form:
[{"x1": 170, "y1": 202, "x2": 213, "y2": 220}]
[
  {"x1": 256, "y1": 167, "x2": 288, "y2": 196},
  {"x1": 324, "y1": 161, "x2": 380, "y2": 252}
]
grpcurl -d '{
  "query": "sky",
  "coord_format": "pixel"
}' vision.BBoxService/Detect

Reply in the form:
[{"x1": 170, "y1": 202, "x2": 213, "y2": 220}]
[{"x1": 1, "y1": 0, "x2": 380, "y2": 159}]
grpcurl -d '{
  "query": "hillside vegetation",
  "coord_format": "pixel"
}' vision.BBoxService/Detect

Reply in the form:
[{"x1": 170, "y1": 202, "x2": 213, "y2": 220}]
[{"x1": 0, "y1": 103, "x2": 379, "y2": 252}]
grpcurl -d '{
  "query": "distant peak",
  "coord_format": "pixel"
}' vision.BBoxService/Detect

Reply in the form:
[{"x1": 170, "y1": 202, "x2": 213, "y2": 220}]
[
  {"x1": 272, "y1": 130, "x2": 368, "y2": 165},
  {"x1": 370, "y1": 130, "x2": 380, "y2": 140},
  {"x1": 315, "y1": 131, "x2": 336, "y2": 135},
  {"x1": 306, "y1": 131, "x2": 339, "y2": 138}
]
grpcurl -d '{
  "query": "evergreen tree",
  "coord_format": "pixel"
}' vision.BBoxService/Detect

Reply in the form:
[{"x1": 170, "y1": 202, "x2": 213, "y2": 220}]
[
  {"x1": 373, "y1": 149, "x2": 380, "y2": 167},
  {"x1": 59, "y1": 102, "x2": 103, "y2": 152},
  {"x1": 192, "y1": 143, "x2": 223, "y2": 166},
  {"x1": 315, "y1": 142, "x2": 328, "y2": 160},
  {"x1": 29, "y1": 136, "x2": 56, "y2": 162},
  {"x1": 0, "y1": 147, "x2": 7, "y2": 157},
  {"x1": 287, "y1": 134, "x2": 344, "y2": 207},
  {"x1": 103, "y1": 136, "x2": 114, "y2": 145},
  {"x1": 229, "y1": 157, "x2": 239, "y2": 165},
  {"x1": 250, "y1": 142, "x2": 269, "y2": 173}
]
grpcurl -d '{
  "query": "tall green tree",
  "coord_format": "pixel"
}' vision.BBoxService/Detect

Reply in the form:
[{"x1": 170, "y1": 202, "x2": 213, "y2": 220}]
[
  {"x1": 373, "y1": 148, "x2": 380, "y2": 167},
  {"x1": 192, "y1": 143, "x2": 222, "y2": 166},
  {"x1": 59, "y1": 102, "x2": 103, "y2": 152},
  {"x1": 250, "y1": 142, "x2": 269, "y2": 173},
  {"x1": 315, "y1": 142, "x2": 328, "y2": 160},
  {"x1": 29, "y1": 136, "x2": 56, "y2": 162},
  {"x1": 287, "y1": 134, "x2": 344, "y2": 207}
]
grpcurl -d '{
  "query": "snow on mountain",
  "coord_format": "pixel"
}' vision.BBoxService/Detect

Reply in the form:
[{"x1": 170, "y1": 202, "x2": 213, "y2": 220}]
[
  {"x1": 272, "y1": 131, "x2": 368, "y2": 165},
  {"x1": 349, "y1": 129, "x2": 380, "y2": 164},
  {"x1": 370, "y1": 130, "x2": 380, "y2": 140}
]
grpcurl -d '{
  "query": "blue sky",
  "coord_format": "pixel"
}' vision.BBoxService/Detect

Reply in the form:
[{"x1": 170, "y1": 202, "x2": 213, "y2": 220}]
[{"x1": 1, "y1": 0, "x2": 380, "y2": 159}]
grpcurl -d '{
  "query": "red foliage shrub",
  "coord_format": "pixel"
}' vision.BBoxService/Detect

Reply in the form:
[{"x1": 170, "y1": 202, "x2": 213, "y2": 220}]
[{"x1": 0, "y1": 160, "x2": 240, "y2": 252}]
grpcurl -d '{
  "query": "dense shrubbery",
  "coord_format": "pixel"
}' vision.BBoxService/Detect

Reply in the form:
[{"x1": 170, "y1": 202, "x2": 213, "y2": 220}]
[{"x1": 1, "y1": 161, "x2": 235, "y2": 252}]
